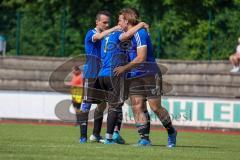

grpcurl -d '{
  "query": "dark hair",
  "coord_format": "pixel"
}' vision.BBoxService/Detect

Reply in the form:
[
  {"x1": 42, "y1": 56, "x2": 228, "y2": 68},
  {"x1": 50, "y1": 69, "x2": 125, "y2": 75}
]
[
  {"x1": 96, "y1": 10, "x2": 111, "y2": 20},
  {"x1": 72, "y1": 66, "x2": 81, "y2": 72}
]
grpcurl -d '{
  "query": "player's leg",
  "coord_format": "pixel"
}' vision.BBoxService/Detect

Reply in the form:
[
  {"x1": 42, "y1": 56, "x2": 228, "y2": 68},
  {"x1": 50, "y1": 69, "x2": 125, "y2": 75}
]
[
  {"x1": 78, "y1": 106, "x2": 89, "y2": 143},
  {"x1": 112, "y1": 76, "x2": 126, "y2": 144},
  {"x1": 83, "y1": 78, "x2": 107, "y2": 143},
  {"x1": 112, "y1": 106, "x2": 125, "y2": 144},
  {"x1": 142, "y1": 102, "x2": 151, "y2": 140},
  {"x1": 102, "y1": 76, "x2": 124, "y2": 144},
  {"x1": 148, "y1": 97, "x2": 177, "y2": 147},
  {"x1": 144, "y1": 74, "x2": 177, "y2": 147},
  {"x1": 89, "y1": 101, "x2": 106, "y2": 143},
  {"x1": 128, "y1": 78, "x2": 151, "y2": 146},
  {"x1": 105, "y1": 105, "x2": 122, "y2": 144},
  {"x1": 114, "y1": 108, "x2": 122, "y2": 132},
  {"x1": 78, "y1": 78, "x2": 96, "y2": 143},
  {"x1": 131, "y1": 95, "x2": 151, "y2": 146}
]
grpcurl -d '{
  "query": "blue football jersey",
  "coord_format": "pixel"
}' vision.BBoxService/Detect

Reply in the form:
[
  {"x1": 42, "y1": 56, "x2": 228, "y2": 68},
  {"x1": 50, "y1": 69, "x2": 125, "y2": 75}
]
[
  {"x1": 83, "y1": 28, "x2": 101, "y2": 78},
  {"x1": 98, "y1": 31, "x2": 128, "y2": 77},
  {"x1": 127, "y1": 28, "x2": 159, "y2": 78}
]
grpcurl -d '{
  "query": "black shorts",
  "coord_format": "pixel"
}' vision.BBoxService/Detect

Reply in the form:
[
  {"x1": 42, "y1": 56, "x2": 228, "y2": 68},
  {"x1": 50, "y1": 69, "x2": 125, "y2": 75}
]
[
  {"x1": 96, "y1": 76, "x2": 126, "y2": 107},
  {"x1": 83, "y1": 78, "x2": 104, "y2": 104},
  {"x1": 127, "y1": 73, "x2": 163, "y2": 99}
]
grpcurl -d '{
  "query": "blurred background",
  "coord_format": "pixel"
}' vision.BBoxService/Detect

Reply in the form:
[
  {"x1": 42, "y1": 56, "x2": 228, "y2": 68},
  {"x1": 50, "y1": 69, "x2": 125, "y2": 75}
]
[
  {"x1": 0, "y1": 2, "x2": 240, "y2": 158},
  {"x1": 0, "y1": 0, "x2": 240, "y2": 131},
  {"x1": 1, "y1": 0, "x2": 240, "y2": 59}
]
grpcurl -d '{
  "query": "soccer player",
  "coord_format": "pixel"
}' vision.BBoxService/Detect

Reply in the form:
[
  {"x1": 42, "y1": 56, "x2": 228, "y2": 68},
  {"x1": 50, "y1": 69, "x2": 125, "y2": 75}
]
[
  {"x1": 114, "y1": 8, "x2": 177, "y2": 147},
  {"x1": 95, "y1": 19, "x2": 149, "y2": 144},
  {"x1": 80, "y1": 10, "x2": 121, "y2": 143}
]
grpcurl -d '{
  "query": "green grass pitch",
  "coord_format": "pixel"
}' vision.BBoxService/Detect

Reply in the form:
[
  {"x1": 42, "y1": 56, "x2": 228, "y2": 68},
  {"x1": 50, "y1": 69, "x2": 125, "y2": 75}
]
[{"x1": 0, "y1": 123, "x2": 240, "y2": 160}]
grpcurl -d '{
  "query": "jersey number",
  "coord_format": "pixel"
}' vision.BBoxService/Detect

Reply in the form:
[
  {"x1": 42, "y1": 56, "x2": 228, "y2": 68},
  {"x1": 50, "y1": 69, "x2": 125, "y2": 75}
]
[{"x1": 104, "y1": 36, "x2": 109, "y2": 53}]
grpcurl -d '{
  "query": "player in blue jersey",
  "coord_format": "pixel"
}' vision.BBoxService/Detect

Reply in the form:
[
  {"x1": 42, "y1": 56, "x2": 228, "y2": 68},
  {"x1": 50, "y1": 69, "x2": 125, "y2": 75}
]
[
  {"x1": 94, "y1": 20, "x2": 149, "y2": 144},
  {"x1": 114, "y1": 8, "x2": 177, "y2": 147},
  {"x1": 97, "y1": 31, "x2": 127, "y2": 144},
  {"x1": 79, "y1": 10, "x2": 122, "y2": 144}
]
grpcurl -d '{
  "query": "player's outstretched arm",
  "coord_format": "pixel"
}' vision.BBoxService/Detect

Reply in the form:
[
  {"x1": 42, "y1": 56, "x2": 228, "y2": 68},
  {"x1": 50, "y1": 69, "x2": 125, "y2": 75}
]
[
  {"x1": 93, "y1": 26, "x2": 121, "y2": 41},
  {"x1": 119, "y1": 22, "x2": 149, "y2": 41}
]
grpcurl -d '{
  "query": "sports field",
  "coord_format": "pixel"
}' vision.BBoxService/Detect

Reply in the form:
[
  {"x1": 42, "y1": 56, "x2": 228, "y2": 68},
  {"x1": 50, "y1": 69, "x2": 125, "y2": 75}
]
[{"x1": 0, "y1": 123, "x2": 239, "y2": 160}]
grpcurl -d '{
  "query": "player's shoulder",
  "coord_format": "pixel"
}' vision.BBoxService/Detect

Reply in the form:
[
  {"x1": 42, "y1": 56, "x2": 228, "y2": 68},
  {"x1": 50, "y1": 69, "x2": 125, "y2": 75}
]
[
  {"x1": 86, "y1": 28, "x2": 98, "y2": 36},
  {"x1": 112, "y1": 30, "x2": 123, "y2": 36},
  {"x1": 134, "y1": 28, "x2": 148, "y2": 41},
  {"x1": 136, "y1": 28, "x2": 148, "y2": 36},
  {"x1": 108, "y1": 31, "x2": 123, "y2": 40}
]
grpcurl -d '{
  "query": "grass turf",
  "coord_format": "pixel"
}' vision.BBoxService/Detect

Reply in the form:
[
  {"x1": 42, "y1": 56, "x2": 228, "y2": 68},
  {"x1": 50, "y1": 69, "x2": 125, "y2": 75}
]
[{"x1": 0, "y1": 123, "x2": 240, "y2": 160}]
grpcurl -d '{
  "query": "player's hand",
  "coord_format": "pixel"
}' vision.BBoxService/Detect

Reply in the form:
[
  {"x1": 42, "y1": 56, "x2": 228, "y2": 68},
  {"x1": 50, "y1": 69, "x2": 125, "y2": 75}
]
[
  {"x1": 140, "y1": 22, "x2": 149, "y2": 29},
  {"x1": 113, "y1": 25, "x2": 122, "y2": 31},
  {"x1": 114, "y1": 66, "x2": 127, "y2": 76},
  {"x1": 139, "y1": 22, "x2": 149, "y2": 32}
]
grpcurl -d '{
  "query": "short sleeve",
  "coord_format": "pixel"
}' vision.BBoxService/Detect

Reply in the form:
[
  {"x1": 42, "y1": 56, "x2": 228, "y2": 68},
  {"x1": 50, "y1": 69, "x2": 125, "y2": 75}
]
[
  {"x1": 134, "y1": 29, "x2": 147, "y2": 48},
  {"x1": 116, "y1": 31, "x2": 123, "y2": 41},
  {"x1": 86, "y1": 30, "x2": 97, "y2": 43}
]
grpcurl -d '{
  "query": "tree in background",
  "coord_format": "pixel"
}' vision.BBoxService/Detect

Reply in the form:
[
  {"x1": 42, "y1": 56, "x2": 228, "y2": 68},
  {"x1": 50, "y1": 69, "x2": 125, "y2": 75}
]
[{"x1": 0, "y1": 0, "x2": 240, "y2": 59}]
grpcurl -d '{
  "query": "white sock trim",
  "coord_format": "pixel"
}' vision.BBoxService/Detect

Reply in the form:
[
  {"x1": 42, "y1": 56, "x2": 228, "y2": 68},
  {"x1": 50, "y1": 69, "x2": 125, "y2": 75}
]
[{"x1": 105, "y1": 133, "x2": 113, "y2": 139}]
